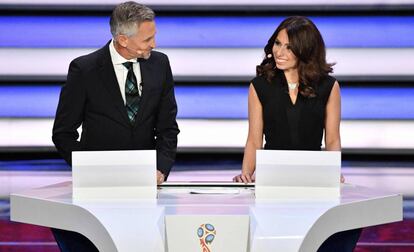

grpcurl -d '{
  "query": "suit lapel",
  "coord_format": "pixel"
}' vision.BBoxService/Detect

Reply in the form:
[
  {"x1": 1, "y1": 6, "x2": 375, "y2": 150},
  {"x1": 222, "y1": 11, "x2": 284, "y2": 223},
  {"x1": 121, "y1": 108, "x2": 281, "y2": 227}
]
[
  {"x1": 134, "y1": 59, "x2": 154, "y2": 127},
  {"x1": 98, "y1": 43, "x2": 131, "y2": 126}
]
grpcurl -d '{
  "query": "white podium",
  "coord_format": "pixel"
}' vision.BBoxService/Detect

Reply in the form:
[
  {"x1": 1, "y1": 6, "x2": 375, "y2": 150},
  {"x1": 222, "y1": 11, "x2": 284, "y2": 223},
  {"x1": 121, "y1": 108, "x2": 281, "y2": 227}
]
[
  {"x1": 10, "y1": 182, "x2": 402, "y2": 252},
  {"x1": 10, "y1": 150, "x2": 403, "y2": 252}
]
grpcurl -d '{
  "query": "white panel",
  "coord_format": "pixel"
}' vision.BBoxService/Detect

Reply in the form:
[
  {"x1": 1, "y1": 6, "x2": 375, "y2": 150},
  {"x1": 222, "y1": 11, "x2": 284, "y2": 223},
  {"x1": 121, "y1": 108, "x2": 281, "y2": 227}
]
[
  {"x1": 340, "y1": 120, "x2": 414, "y2": 149},
  {"x1": 1, "y1": 118, "x2": 414, "y2": 150},
  {"x1": 72, "y1": 150, "x2": 157, "y2": 199},
  {"x1": 0, "y1": 118, "x2": 54, "y2": 146},
  {"x1": 257, "y1": 149, "x2": 341, "y2": 166},
  {"x1": 255, "y1": 150, "x2": 340, "y2": 199},
  {"x1": 1, "y1": 48, "x2": 413, "y2": 77}
]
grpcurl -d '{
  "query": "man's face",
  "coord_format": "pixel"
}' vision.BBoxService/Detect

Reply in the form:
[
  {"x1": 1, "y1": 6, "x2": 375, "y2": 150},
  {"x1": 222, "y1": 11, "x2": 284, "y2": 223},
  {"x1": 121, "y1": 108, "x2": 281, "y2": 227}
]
[{"x1": 123, "y1": 21, "x2": 156, "y2": 60}]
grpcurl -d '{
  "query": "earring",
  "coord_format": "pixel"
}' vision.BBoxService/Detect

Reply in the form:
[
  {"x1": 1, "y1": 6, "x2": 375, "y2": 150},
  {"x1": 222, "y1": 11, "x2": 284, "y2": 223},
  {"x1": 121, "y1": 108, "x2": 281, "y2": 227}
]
[{"x1": 267, "y1": 53, "x2": 273, "y2": 59}]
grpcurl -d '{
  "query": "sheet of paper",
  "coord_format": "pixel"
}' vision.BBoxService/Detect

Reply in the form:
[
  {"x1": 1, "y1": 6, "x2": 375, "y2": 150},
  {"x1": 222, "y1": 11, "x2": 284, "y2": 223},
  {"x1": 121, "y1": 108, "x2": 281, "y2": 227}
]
[{"x1": 189, "y1": 189, "x2": 240, "y2": 194}]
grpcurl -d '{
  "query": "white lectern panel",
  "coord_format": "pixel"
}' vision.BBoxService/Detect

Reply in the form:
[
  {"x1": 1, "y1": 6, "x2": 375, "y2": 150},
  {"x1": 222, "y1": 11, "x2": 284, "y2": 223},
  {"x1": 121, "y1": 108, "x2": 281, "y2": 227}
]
[
  {"x1": 255, "y1": 150, "x2": 341, "y2": 199},
  {"x1": 72, "y1": 150, "x2": 156, "y2": 199}
]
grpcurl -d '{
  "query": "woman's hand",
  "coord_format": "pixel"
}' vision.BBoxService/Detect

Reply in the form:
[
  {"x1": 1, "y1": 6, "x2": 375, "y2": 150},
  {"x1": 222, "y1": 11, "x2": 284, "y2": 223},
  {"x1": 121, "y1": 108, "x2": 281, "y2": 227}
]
[{"x1": 233, "y1": 172, "x2": 255, "y2": 183}]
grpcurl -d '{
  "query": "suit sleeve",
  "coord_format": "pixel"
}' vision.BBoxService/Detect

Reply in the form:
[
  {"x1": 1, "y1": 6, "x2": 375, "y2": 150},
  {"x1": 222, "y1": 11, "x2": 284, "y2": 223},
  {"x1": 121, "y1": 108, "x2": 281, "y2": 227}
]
[
  {"x1": 52, "y1": 60, "x2": 86, "y2": 165},
  {"x1": 155, "y1": 56, "x2": 180, "y2": 178}
]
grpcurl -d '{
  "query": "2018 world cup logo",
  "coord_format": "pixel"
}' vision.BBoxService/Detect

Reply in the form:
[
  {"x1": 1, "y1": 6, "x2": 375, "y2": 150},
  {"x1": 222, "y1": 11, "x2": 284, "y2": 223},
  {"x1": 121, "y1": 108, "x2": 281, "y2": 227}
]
[{"x1": 197, "y1": 223, "x2": 216, "y2": 252}]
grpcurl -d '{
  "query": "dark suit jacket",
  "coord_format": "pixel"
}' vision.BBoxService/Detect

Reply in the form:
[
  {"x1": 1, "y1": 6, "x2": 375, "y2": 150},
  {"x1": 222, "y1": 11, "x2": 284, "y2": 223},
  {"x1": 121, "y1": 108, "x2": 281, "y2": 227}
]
[{"x1": 52, "y1": 41, "x2": 179, "y2": 177}]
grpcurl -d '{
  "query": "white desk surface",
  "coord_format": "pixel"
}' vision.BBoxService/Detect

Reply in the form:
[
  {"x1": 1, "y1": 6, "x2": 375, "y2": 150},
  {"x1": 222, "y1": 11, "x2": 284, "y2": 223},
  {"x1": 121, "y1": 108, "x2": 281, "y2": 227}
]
[{"x1": 11, "y1": 182, "x2": 402, "y2": 252}]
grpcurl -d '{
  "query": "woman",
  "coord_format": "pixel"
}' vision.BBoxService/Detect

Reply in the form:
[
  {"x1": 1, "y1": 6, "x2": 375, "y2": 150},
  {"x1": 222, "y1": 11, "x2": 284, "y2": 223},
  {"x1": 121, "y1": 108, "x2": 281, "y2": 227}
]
[{"x1": 233, "y1": 16, "x2": 359, "y2": 251}]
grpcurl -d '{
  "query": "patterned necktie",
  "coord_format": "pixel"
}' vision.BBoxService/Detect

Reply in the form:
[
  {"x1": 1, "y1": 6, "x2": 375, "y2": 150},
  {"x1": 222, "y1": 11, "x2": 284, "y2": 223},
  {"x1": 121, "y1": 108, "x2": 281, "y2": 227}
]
[{"x1": 122, "y1": 62, "x2": 141, "y2": 124}]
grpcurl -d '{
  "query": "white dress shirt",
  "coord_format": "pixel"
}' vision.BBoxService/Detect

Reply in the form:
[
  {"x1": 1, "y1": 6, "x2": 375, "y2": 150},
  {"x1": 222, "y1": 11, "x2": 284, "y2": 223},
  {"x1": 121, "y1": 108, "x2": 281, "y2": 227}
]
[{"x1": 109, "y1": 40, "x2": 142, "y2": 104}]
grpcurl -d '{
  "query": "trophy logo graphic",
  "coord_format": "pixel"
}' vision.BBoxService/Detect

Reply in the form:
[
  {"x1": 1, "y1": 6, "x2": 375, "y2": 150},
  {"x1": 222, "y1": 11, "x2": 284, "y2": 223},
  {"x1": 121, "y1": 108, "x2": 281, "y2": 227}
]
[{"x1": 197, "y1": 223, "x2": 216, "y2": 252}]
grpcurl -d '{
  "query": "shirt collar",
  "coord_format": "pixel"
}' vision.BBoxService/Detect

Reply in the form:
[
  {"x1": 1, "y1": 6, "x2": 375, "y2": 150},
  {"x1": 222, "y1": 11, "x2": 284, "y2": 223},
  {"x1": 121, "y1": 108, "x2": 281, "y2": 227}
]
[{"x1": 109, "y1": 39, "x2": 137, "y2": 65}]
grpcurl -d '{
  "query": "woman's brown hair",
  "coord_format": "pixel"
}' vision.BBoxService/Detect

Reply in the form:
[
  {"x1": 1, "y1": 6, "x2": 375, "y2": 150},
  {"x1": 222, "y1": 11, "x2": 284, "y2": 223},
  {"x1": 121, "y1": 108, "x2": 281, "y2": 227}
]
[{"x1": 256, "y1": 16, "x2": 334, "y2": 97}]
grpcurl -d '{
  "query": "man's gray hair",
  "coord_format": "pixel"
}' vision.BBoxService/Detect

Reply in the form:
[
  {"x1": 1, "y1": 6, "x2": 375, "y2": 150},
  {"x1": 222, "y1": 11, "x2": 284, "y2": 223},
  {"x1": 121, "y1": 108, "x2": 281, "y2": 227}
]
[{"x1": 110, "y1": 1, "x2": 155, "y2": 38}]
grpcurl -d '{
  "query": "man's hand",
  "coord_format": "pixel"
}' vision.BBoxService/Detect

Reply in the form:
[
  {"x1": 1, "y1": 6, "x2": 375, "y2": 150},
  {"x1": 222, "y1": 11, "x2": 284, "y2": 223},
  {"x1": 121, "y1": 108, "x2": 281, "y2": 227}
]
[
  {"x1": 157, "y1": 170, "x2": 165, "y2": 185},
  {"x1": 233, "y1": 172, "x2": 255, "y2": 183}
]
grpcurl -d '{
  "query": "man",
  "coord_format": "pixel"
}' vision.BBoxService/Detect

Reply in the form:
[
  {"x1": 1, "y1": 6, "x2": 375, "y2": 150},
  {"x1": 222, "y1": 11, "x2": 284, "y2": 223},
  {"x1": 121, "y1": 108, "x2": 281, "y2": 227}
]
[{"x1": 52, "y1": 2, "x2": 179, "y2": 251}]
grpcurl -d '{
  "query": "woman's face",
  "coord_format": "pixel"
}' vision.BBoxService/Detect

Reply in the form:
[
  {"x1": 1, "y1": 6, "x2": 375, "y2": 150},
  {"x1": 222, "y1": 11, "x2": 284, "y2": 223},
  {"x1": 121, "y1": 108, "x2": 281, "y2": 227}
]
[{"x1": 272, "y1": 29, "x2": 298, "y2": 72}]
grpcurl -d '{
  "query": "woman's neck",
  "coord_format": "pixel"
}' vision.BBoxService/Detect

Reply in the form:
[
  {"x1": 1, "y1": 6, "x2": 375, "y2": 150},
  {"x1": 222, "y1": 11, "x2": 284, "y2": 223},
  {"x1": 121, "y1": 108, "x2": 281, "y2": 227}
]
[{"x1": 283, "y1": 69, "x2": 299, "y2": 84}]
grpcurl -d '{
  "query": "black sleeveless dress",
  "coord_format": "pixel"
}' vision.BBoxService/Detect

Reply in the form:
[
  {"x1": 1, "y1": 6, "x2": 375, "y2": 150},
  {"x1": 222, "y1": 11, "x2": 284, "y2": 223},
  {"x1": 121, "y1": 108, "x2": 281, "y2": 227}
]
[
  {"x1": 252, "y1": 72, "x2": 362, "y2": 252},
  {"x1": 251, "y1": 71, "x2": 335, "y2": 151}
]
